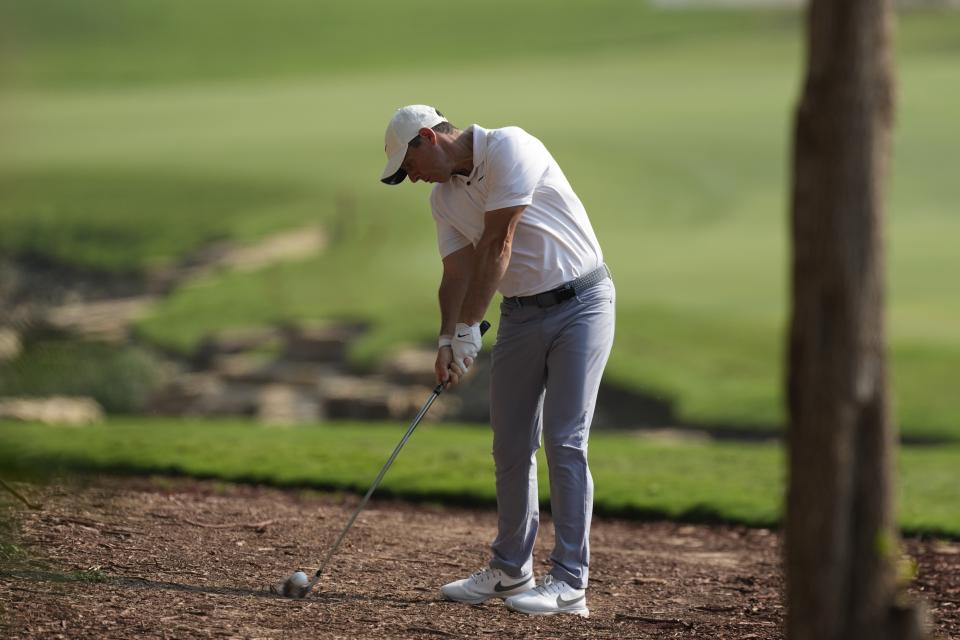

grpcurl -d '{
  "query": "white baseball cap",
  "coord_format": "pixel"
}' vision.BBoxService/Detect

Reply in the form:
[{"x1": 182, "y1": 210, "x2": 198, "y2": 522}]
[{"x1": 380, "y1": 105, "x2": 448, "y2": 185}]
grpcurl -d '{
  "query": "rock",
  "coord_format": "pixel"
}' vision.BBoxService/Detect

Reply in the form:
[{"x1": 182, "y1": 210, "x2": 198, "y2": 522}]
[
  {"x1": 380, "y1": 348, "x2": 438, "y2": 387},
  {"x1": 212, "y1": 356, "x2": 336, "y2": 387},
  {"x1": 257, "y1": 384, "x2": 323, "y2": 426},
  {"x1": 193, "y1": 327, "x2": 281, "y2": 366},
  {"x1": 147, "y1": 374, "x2": 259, "y2": 417},
  {"x1": 44, "y1": 296, "x2": 155, "y2": 343},
  {"x1": 281, "y1": 323, "x2": 365, "y2": 363},
  {"x1": 210, "y1": 353, "x2": 273, "y2": 382},
  {"x1": 257, "y1": 361, "x2": 339, "y2": 387},
  {"x1": 0, "y1": 328, "x2": 22, "y2": 362},
  {"x1": 0, "y1": 396, "x2": 104, "y2": 426},
  {"x1": 320, "y1": 375, "x2": 444, "y2": 421}
]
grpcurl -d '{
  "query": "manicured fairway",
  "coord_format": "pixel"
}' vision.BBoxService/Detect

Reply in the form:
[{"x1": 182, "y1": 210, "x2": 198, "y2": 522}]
[{"x1": 1, "y1": 419, "x2": 956, "y2": 537}]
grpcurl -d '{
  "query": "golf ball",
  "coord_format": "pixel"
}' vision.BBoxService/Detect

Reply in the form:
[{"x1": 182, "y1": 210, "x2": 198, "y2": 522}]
[{"x1": 289, "y1": 571, "x2": 309, "y2": 588}]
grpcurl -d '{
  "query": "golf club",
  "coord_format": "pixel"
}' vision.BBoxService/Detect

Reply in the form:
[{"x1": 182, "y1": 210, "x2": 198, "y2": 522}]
[{"x1": 272, "y1": 319, "x2": 491, "y2": 598}]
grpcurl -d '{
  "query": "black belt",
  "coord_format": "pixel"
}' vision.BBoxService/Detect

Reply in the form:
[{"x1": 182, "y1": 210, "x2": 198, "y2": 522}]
[{"x1": 503, "y1": 264, "x2": 611, "y2": 309}]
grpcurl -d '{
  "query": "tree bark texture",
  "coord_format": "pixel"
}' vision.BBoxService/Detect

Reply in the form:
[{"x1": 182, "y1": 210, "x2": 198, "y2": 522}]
[{"x1": 785, "y1": 0, "x2": 926, "y2": 639}]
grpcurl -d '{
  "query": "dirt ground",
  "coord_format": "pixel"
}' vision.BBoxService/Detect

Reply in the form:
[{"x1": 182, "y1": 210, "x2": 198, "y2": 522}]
[{"x1": 1, "y1": 476, "x2": 957, "y2": 639}]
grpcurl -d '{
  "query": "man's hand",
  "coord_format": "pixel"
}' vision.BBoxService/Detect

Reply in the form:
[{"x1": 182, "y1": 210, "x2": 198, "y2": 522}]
[
  {"x1": 451, "y1": 322, "x2": 482, "y2": 374},
  {"x1": 435, "y1": 344, "x2": 469, "y2": 388},
  {"x1": 436, "y1": 333, "x2": 472, "y2": 388}
]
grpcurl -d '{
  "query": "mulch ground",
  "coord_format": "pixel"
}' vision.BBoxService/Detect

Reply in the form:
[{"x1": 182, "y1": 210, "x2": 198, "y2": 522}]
[{"x1": 0, "y1": 476, "x2": 957, "y2": 639}]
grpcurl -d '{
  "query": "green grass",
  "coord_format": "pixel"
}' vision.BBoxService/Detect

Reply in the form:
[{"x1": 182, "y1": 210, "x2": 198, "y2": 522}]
[
  {"x1": 0, "y1": 1, "x2": 791, "y2": 90},
  {"x1": 1, "y1": 419, "x2": 957, "y2": 537},
  {"x1": 0, "y1": 2, "x2": 957, "y2": 438},
  {"x1": 0, "y1": 543, "x2": 26, "y2": 563}
]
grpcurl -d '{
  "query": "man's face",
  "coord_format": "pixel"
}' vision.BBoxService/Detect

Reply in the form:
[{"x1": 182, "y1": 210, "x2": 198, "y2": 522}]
[{"x1": 400, "y1": 133, "x2": 451, "y2": 184}]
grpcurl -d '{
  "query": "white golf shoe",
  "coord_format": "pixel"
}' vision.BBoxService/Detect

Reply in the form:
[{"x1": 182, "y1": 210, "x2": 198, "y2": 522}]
[
  {"x1": 440, "y1": 567, "x2": 534, "y2": 604},
  {"x1": 504, "y1": 574, "x2": 589, "y2": 617}
]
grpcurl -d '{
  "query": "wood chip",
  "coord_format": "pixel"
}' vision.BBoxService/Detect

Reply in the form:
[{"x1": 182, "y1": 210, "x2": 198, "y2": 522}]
[
  {"x1": 183, "y1": 518, "x2": 275, "y2": 532},
  {"x1": 404, "y1": 626, "x2": 455, "y2": 637},
  {"x1": 615, "y1": 613, "x2": 692, "y2": 628}
]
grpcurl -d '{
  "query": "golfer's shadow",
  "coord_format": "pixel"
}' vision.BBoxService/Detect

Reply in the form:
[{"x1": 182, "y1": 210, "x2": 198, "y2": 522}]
[
  {"x1": 121, "y1": 577, "x2": 437, "y2": 607},
  {"x1": 1, "y1": 569, "x2": 276, "y2": 599},
  {"x1": 114, "y1": 576, "x2": 279, "y2": 599},
  {"x1": 120, "y1": 578, "x2": 423, "y2": 604},
  {"x1": 315, "y1": 590, "x2": 450, "y2": 607},
  {"x1": 3, "y1": 568, "x2": 449, "y2": 606}
]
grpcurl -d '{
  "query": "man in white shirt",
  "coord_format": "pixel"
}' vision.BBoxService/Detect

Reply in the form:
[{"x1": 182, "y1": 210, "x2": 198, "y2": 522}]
[{"x1": 380, "y1": 105, "x2": 615, "y2": 617}]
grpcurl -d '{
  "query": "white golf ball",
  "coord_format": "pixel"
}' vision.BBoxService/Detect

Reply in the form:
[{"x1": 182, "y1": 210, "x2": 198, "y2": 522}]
[{"x1": 289, "y1": 571, "x2": 309, "y2": 588}]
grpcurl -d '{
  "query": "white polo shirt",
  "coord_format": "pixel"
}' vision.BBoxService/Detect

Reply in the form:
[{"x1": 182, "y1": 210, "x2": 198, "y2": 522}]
[{"x1": 430, "y1": 125, "x2": 604, "y2": 298}]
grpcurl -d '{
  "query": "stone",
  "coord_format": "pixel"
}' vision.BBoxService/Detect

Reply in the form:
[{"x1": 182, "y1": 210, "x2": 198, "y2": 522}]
[
  {"x1": 147, "y1": 373, "x2": 259, "y2": 417},
  {"x1": 0, "y1": 328, "x2": 22, "y2": 362},
  {"x1": 212, "y1": 356, "x2": 336, "y2": 387},
  {"x1": 252, "y1": 361, "x2": 338, "y2": 387},
  {"x1": 281, "y1": 323, "x2": 364, "y2": 363},
  {"x1": 193, "y1": 327, "x2": 281, "y2": 366},
  {"x1": 380, "y1": 348, "x2": 438, "y2": 387},
  {"x1": 319, "y1": 375, "x2": 442, "y2": 421},
  {"x1": 0, "y1": 396, "x2": 104, "y2": 426},
  {"x1": 257, "y1": 384, "x2": 323, "y2": 426},
  {"x1": 44, "y1": 296, "x2": 155, "y2": 343},
  {"x1": 210, "y1": 353, "x2": 273, "y2": 382}
]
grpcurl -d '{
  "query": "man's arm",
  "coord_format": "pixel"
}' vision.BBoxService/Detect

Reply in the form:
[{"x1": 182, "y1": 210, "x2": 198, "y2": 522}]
[
  {"x1": 436, "y1": 245, "x2": 474, "y2": 386},
  {"x1": 458, "y1": 205, "x2": 527, "y2": 324},
  {"x1": 439, "y1": 245, "x2": 474, "y2": 337}
]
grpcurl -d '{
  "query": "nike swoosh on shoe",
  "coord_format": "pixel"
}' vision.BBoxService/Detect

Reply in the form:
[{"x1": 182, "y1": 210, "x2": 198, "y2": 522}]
[
  {"x1": 556, "y1": 593, "x2": 586, "y2": 607},
  {"x1": 494, "y1": 577, "x2": 531, "y2": 592}
]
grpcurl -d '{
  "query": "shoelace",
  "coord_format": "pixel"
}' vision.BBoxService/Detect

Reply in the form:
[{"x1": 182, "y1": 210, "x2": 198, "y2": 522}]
[
  {"x1": 470, "y1": 568, "x2": 496, "y2": 584},
  {"x1": 534, "y1": 574, "x2": 564, "y2": 596}
]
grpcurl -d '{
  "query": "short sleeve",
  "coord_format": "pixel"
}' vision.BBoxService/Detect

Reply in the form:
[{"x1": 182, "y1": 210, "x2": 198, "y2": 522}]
[
  {"x1": 433, "y1": 213, "x2": 471, "y2": 258},
  {"x1": 484, "y1": 130, "x2": 549, "y2": 211}
]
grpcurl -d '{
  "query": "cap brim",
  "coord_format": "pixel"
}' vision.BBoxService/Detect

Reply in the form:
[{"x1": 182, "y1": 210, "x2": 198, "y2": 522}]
[
  {"x1": 381, "y1": 168, "x2": 407, "y2": 185},
  {"x1": 379, "y1": 148, "x2": 407, "y2": 185}
]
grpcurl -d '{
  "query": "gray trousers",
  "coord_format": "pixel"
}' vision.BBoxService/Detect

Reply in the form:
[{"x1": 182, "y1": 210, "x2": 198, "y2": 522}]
[{"x1": 487, "y1": 277, "x2": 615, "y2": 590}]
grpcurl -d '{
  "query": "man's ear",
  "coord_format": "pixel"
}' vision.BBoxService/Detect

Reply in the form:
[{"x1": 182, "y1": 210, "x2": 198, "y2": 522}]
[{"x1": 418, "y1": 127, "x2": 438, "y2": 144}]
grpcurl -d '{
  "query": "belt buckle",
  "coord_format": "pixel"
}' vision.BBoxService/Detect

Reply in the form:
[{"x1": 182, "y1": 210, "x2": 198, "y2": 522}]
[{"x1": 557, "y1": 285, "x2": 576, "y2": 303}]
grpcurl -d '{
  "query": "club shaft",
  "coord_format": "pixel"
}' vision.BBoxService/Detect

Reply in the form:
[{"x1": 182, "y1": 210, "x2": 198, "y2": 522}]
[{"x1": 314, "y1": 384, "x2": 444, "y2": 578}]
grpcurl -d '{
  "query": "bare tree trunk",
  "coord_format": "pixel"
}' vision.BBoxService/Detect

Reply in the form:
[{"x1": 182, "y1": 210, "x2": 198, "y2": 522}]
[{"x1": 785, "y1": 0, "x2": 927, "y2": 639}]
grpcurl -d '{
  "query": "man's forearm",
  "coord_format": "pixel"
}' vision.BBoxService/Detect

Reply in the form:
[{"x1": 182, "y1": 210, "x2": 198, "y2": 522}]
[
  {"x1": 458, "y1": 237, "x2": 511, "y2": 325},
  {"x1": 439, "y1": 272, "x2": 471, "y2": 337}
]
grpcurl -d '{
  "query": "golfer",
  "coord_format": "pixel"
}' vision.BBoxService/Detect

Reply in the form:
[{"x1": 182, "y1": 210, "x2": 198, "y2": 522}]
[{"x1": 379, "y1": 105, "x2": 615, "y2": 617}]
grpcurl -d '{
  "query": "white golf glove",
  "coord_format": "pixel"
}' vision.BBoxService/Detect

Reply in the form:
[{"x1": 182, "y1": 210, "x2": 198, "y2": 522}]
[{"x1": 451, "y1": 322, "x2": 482, "y2": 373}]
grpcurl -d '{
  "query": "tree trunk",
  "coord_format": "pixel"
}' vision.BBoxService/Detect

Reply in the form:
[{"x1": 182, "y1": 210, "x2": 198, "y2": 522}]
[{"x1": 785, "y1": 1, "x2": 927, "y2": 639}]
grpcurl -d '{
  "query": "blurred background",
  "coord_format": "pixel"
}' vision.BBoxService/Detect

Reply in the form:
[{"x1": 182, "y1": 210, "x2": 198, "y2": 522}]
[{"x1": 0, "y1": 1, "x2": 957, "y2": 532}]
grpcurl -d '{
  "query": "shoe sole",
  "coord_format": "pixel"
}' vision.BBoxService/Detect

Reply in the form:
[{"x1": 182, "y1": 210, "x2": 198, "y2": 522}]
[
  {"x1": 505, "y1": 602, "x2": 590, "y2": 618},
  {"x1": 440, "y1": 583, "x2": 534, "y2": 605}
]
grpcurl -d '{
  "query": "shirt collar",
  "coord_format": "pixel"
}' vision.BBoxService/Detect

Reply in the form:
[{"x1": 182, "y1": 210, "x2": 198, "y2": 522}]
[
  {"x1": 453, "y1": 125, "x2": 486, "y2": 184},
  {"x1": 471, "y1": 124, "x2": 487, "y2": 177}
]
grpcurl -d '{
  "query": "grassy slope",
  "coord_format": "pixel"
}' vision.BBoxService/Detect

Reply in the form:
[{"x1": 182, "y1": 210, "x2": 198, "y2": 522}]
[
  {"x1": 0, "y1": 419, "x2": 956, "y2": 537},
  {"x1": 0, "y1": 2, "x2": 771, "y2": 89},
  {"x1": 1, "y1": 2, "x2": 958, "y2": 436}
]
